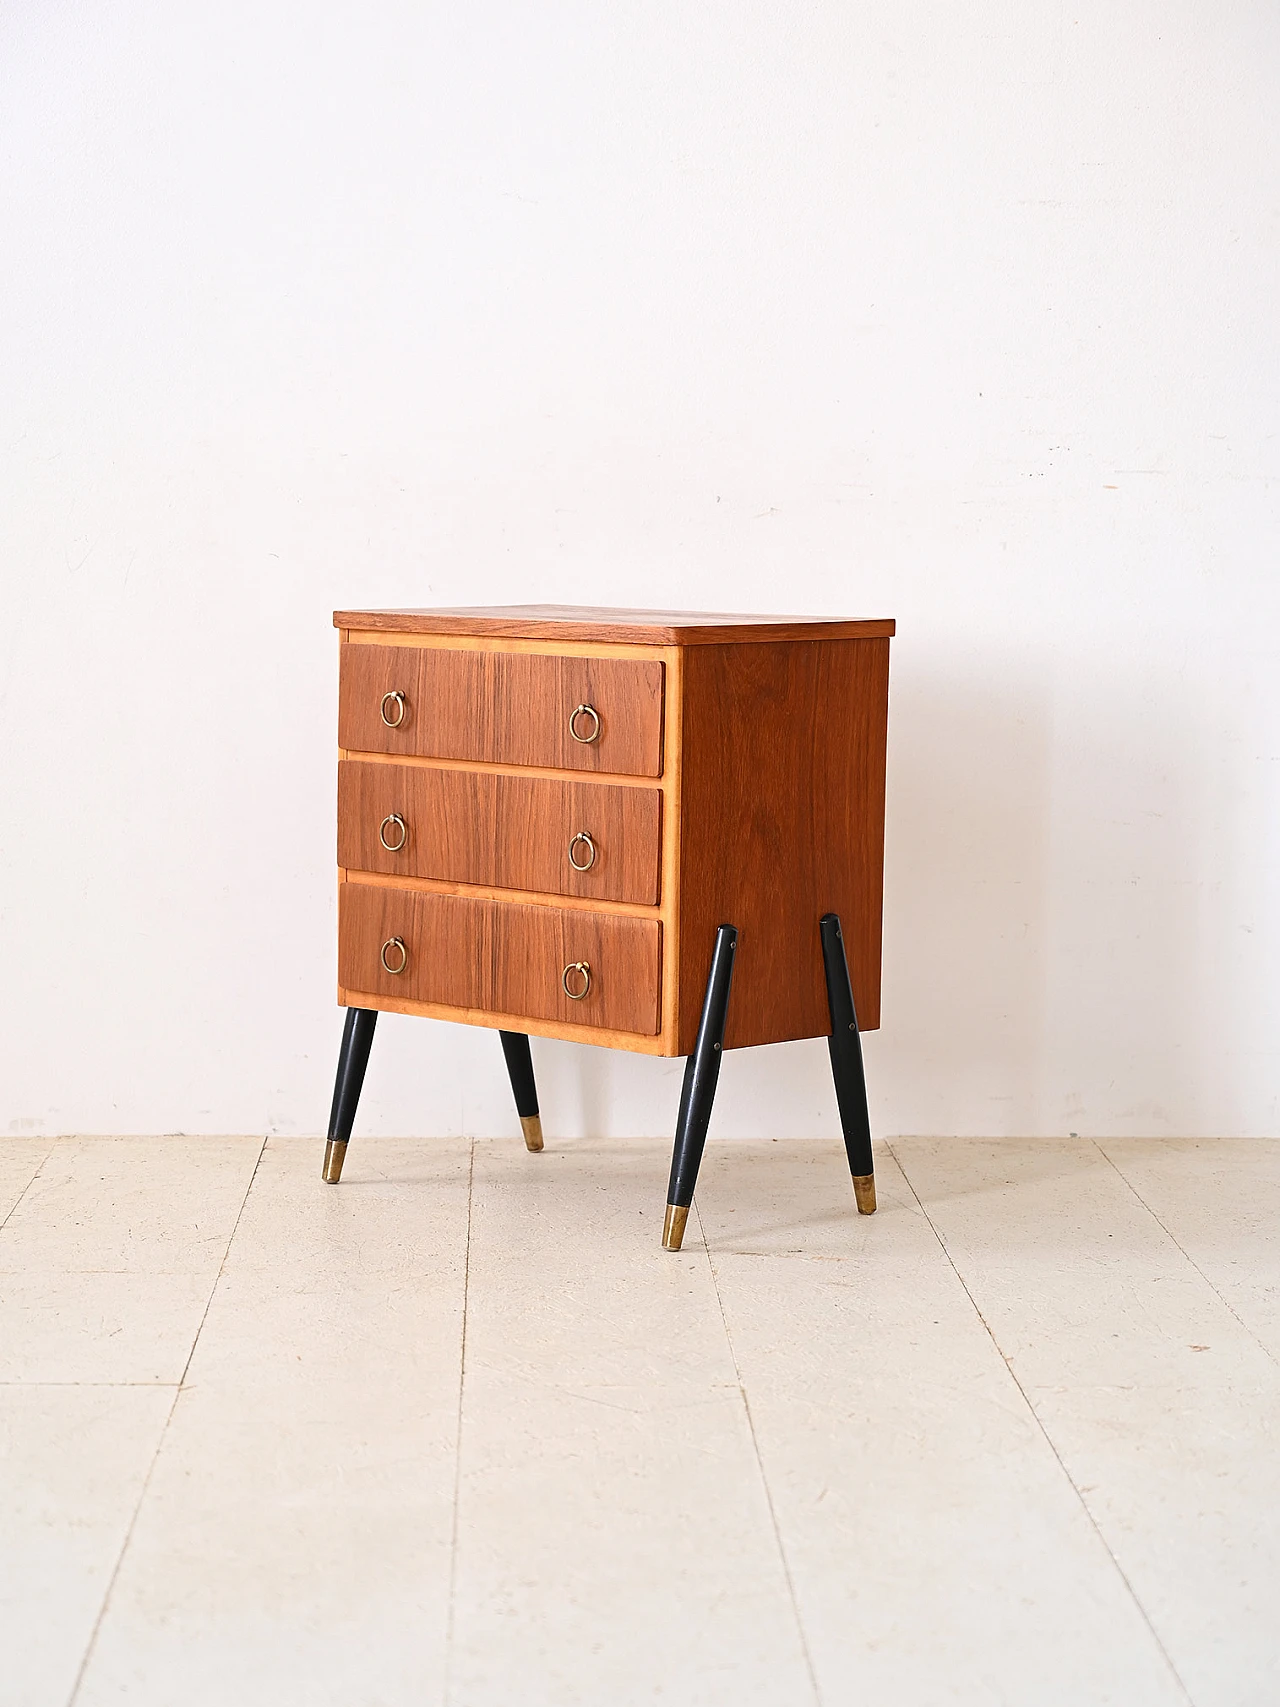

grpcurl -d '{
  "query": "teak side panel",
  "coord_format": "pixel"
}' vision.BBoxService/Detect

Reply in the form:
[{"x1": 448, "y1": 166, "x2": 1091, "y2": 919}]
[
  {"x1": 676, "y1": 637, "x2": 890, "y2": 1053},
  {"x1": 339, "y1": 882, "x2": 662, "y2": 1036},
  {"x1": 334, "y1": 605, "x2": 898, "y2": 647},
  {"x1": 338, "y1": 761, "x2": 662, "y2": 905},
  {"x1": 338, "y1": 644, "x2": 664, "y2": 776}
]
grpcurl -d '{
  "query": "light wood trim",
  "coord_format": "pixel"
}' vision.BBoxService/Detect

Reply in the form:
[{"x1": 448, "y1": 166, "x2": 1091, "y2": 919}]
[
  {"x1": 336, "y1": 747, "x2": 665, "y2": 790},
  {"x1": 335, "y1": 607, "x2": 897, "y2": 646},
  {"x1": 342, "y1": 867, "x2": 662, "y2": 920},
  {"x1": 336, "y1": 985, "x2": 674, "y2": 1055},
  {"x1": 659, "y1": 645, "x2": 683, "y2": 1047},
  {"x1": 345, "y1": 628, "x2": 666, "y2": 663}
]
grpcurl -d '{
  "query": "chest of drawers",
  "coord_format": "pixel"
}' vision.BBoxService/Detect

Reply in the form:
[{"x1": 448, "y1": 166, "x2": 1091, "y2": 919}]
[{"x1": 325, "y1": 604, "x2": 894, "y2": 1248}]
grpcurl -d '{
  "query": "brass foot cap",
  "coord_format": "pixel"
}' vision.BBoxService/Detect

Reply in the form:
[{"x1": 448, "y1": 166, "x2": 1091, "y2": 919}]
[
  {"x1": 853, "y1": 1173, "x2": 877, "y2": 1215},
  {"x1": 322, "y1": 1139, "x2": 348, "y2": 1184},
  {"x1": 662, "y1": 1203, "x2": 689, "y2": 1251},
  {"x1": 520, "y1": 1114, "x2": 544, "y2": 1153}
]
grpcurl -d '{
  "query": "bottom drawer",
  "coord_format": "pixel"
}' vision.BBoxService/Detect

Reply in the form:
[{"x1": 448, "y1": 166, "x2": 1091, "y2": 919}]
[{"x1": 339, "y1": 882, "x2": 661, "y2": 1036}]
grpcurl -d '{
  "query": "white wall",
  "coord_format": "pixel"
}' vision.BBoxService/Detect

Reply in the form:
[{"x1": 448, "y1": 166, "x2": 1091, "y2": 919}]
[{"x1": 2, "y1": 2, "x2": 1277, "y2": 1141}]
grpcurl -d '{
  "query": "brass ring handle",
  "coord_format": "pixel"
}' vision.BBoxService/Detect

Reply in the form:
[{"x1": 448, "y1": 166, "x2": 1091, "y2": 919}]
[
  {"x1": 567, "y1": 831, "x2": 596, "y2": 872},
  {"x1": 568, "y1": 703, "x2": 600, "y2": 744},
  {"x1": 381, "y1": 936, "x2": 408, "y2": 975},
  {"x1": 380, "y1": 690, "x2": 407, "y2": 728},
  {"x1": 562, "y1": 960, "x2": 591, "y2": 1000},
  {"x1": 379, "y1": 813, "x2": 408, "y2": 853}
]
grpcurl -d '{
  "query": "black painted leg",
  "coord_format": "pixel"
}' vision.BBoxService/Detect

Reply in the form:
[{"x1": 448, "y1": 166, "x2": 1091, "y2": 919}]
[
  {"x1": 499, "y1": 1031, "x2": 543, "y2": 1152},
  {"x1": 323, "y1": 1007, "x2": 378, "y2": 1182},
  {"x1": 819, "y1": 913, "x2": 876, "y2": 1214},
  {"x1": 663, "y1": 924, "x2": 738, "y2": 1251}
]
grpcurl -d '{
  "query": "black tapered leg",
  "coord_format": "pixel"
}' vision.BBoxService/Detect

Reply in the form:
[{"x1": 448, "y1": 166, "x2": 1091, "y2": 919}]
[
  {"x1": 323, "y1": 1007, "x2": 378, "y2": 1182},
  {"x1": 499, "y1": 1030, "x2": 543, "y2": 1152},
  {"x1": 819, "y1": 913, "x2": 876, "y2": 1213},
  {"x1": 663, "y1": 924, "x2": 738, "y2": 1250}
]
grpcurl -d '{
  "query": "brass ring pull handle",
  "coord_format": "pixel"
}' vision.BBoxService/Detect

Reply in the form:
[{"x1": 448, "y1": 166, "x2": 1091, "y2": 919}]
[
  {"x1": 567, "y1": 831, "x2": 596, "y2": 872},
  {"x1": 568, "y1": 703, "x2": 600, "y2": 744},
  {"x1": 381, "y1": 936, "x2": 408, "y2": 975},
  {"x1": 380, "y1": 690, "x2": 407, "y2": 728},
  {"x1": 379, "y1": 813, "x2": 408, "y2": 852},
  {"x1": 562, "y1": 960, "x2": 591, "y2": 1000}
]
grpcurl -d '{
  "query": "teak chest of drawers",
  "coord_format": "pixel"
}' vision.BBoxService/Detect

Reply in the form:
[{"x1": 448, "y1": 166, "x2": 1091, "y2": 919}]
[{"x1": 325, "y1": 604, "x2": 894, "y2": 1249}]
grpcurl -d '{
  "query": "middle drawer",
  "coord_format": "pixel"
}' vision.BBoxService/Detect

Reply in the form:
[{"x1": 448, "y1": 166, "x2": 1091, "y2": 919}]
[{"x1": 338, "y1": 760, "x2": 663, "y2": 906}]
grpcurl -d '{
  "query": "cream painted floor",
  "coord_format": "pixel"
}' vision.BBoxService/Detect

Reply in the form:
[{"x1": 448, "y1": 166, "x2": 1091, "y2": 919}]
[{"x1": 3, "y1": 1135, "x2": 1278, "y2": 1707}]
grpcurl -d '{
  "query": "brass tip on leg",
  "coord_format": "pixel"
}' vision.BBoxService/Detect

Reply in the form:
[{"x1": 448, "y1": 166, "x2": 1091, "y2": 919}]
[
  {"x1": 520, "y1": 1114, "x2": 544, "y2": 1153},
  {"x1": 322, "y1": 1139, "x2": 348, "y2": 1184},
  {"x1": 852, "y1": 1173, "x2": 877, "y2": 1215},
  {"x1": 662, "y1": 1203, "x2": 689, "y2": 1251}
]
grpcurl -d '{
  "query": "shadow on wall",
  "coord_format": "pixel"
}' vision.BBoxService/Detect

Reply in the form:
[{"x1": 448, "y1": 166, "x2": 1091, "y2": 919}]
[
  {"x1": 670, "y1": 654, "x2": 1210, "y2": 1141},
  {"x1": 536, "y1": 1037, "x2": 687, "y2": 1144},
  {"x1": 402, "y1": 654, "x2": 1215, "y2": 1143},
  {"x1": 872, "y1": 657, "x2": 1211, "y2": 1138},
  {"x1": 528, "y1": 659, "x2": 1055, "y2": 1141},
  {"x1": 537, "y1": 661, "x2": 1057, "y2": 1142},
  {"x1": 872, "y1": 662, "x2": 1054, "y2": 1138},
  {"x1": 1036, "y1": 663, "x2": 1214, "y2": 1138}
]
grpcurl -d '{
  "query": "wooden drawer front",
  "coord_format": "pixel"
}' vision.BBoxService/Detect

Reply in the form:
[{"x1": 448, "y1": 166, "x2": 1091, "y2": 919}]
[
  {"x1": 338, "y1": 762, "x2": 662, "y2": 905},
  {"x1": 339, "y1": 645, "x2": 664, "y2": 776},
  {"x1": 340, "y1": 884, "x2": 661, "y2": 1035}
]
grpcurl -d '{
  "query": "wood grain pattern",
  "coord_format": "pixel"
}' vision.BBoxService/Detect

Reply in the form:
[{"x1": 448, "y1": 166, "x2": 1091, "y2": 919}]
[
  {"x1": 338, "y1": 644, "x2": 664, "y2": 776},
  {"x1": 345, "y1": 629, "x2": 671, "y2": 664},
  {"x1": 675, "y1": 637, "x2": 891, "y2": 1053},
  {"x1": 334, "y1": 985, "x2": 673, "y2": 1053},
  {"x1": 342, "y1": 868, "x2": 660, "y2": 921},
  {"x1": 331, "y1": 617, "x2": 892, "y2": 1059},
  {"x1": 339, "y1": 881, "x2": 662, "y2": 1035},
  {"x1": 338, "y1": 760, "x2": 662, "y2": 905},
  {"x1": 334, "y1": 605, "x2": 897, "y2": 647},
  {"x1": 337, "y1": 748, "x2": 661, "y2": 790},
  {"x1": 657, "y1": 643, "x2": 684, "y2": 1047}
]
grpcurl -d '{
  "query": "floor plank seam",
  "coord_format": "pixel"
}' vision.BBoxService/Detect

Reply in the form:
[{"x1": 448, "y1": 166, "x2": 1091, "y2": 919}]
[
  {"x1": 65, "y1": 1132, "x2": 269, "y2": 1707},
  {"x1": 1093, "y1": 1140, "x2": 1280, "y2": 1372},
  {"x1": 697, "y1": 1203, "x2": 825, "y2": 1707},
  {"x1": 442, "y1": 1136, "x2": 475, "y2": 1707},
  {"x1": 0, "y1": 1141, "x2": 57, "y2": 1235},
  {"x1": 885, "y1": 1141, "x2": 1198, "y2": 1707}
]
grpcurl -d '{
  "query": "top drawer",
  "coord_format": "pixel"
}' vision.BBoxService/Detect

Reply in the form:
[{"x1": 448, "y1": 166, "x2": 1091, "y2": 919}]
[{"x1": 339, "y1": 644, "x2": 665, "y2": 777}]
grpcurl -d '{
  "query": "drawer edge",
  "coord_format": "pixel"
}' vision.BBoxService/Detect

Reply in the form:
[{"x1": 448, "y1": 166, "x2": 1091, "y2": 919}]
[
  {"x1": 337, "y1": 987, "x2": 679, "y2": 1056},
  {"x1": 342, "y1": 868, "x2": 662, "y2": 921},
  {"x1": 339, "y1": 749, "x2": 667, "y2": 789},
  {"x1": 339, "y1": 882, "x2": 664, "y2": 1040}
]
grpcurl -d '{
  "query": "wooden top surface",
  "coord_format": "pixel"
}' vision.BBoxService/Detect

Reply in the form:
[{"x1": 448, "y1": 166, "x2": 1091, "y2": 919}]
[{"x1": 333, "y1": 604, "x2": 896, "y2": 646}]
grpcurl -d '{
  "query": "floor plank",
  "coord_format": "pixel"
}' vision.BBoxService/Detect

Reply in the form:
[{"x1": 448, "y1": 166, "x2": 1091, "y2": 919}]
[
  {"x1": 1101, "y1": 1138, "x2": 1280, "y2": 1365},
  {"x1": 0, "y1": 1139, "x2": 52, "y2": 1227},
  {"x1": 447, "y1": 1137, "x2": 816, "y2": 1707},
  {"x1": 5, "y1": 1134, "x2": 1275, "y2": 1707},
  {"x1": 894, "y1": 1136, "x2": 1280, "y2": 1707},
  {"x1": 0, "y1": 1137, "x2": 263, "y2": 1383},
  {"x1": 697, "y1": 1140, "x2": 1186, "y2": 1707},
  {"x1": 74, "y1": 1137, "x2": 471, "y2": 1707},
  {"x1": 1, "y1": 1384, "x2": 173, "y2": 1707}
]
